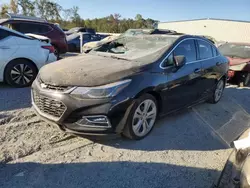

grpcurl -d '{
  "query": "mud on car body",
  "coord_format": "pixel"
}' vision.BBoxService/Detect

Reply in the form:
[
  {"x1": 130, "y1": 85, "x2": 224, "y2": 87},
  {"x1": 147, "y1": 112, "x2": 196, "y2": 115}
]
[{"x1": 32, "y1": 34, "x2": 229, "y2": 140}]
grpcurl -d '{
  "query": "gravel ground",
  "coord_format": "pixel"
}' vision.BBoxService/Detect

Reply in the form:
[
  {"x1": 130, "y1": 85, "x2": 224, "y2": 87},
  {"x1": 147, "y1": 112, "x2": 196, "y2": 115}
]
[{"x1": 0, "y1": 83, "x2": 249, "y2": 188}]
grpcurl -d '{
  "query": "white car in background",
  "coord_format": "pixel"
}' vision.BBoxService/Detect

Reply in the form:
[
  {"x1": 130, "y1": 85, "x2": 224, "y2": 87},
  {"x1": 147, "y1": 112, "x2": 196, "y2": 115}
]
[{"x1": 0, "y1": 26, "x2": 57, "y2": 87}]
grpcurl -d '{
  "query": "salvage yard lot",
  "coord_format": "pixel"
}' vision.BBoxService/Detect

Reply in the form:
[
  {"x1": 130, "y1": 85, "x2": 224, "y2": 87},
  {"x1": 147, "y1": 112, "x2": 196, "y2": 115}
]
[{"x1": 0, "y1": 84, "x2": 250, "y2": 187}]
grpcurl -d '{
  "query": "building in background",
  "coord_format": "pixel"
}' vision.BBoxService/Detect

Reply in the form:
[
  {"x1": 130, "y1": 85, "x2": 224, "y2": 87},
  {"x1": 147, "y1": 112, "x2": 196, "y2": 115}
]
[{"x1": 158, "y1": 18, "x2": 250, "y2": 43}]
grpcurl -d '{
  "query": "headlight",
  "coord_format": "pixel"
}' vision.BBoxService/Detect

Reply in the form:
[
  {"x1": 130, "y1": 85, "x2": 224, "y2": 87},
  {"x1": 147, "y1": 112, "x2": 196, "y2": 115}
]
[{"x1": 71, "y1": 79, "x2": 131, "y2": 99}]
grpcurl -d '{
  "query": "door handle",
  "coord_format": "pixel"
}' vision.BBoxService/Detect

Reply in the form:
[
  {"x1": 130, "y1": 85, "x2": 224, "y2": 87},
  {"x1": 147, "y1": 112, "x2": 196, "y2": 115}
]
[
  {"x1": 194, "y1": 68, "x2": 202, "y2": 73},
  {"x1": 216, "y1": 62, "x2": 223, "y2": 66},
  {"x1": 0, "y1": 46, "x2": 10, "y2": 49}
]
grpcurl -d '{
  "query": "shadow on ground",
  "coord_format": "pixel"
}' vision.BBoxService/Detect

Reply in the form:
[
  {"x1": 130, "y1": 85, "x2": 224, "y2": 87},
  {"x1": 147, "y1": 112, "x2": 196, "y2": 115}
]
[
  {"x1": 85, "y1": 86, "x2": 250, "y2": 151},
  {"x1": 85, "y1": 108, "x2": 229, "y2": 151},
  {"x1": 0, "y1": 161, "x2": 219, "y2": 188},
  {"x1": 0, "y1": 83, "x2": 31, "y2": 112}
]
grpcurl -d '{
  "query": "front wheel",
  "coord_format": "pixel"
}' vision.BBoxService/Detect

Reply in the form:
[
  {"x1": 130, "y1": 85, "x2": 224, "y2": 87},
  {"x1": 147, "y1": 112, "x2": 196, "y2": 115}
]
[
  {"x1": 208, "y1": 78, "x2": 225, "y2": 104},
  {"x1": 122, "y1": 94, "x2": 158, "y2": 140}
]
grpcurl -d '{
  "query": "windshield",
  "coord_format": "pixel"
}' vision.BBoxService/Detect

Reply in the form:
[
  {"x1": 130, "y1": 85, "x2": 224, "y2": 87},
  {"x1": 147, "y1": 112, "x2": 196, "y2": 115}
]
[
  {"x1": 218, "y1": 43, "x2": 250, "y2": 59},
  {"x1": 91, "y1": 35, "x2": 178, "y2": 61}
]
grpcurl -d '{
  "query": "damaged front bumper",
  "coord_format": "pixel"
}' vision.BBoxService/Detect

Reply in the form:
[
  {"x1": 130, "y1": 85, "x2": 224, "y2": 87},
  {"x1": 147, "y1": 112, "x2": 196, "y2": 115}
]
[{"x1": 31, "y1": 79, "x2": 132, "y2": 135}]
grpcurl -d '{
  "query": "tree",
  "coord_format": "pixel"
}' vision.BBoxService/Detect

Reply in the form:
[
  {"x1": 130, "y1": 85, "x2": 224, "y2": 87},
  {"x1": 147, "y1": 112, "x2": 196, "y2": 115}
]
[
  {"x1": 135, "y1": 14, "x2": 143, "y2": 21},
  {"x1": 10, "y1": 0, "x2": 18, "y2": 14},
  {"x1": 35, "y1": 0, "x2": 62, "y2": 20},
  {"x1": 18, "y1": 0, "x2": 35, "y2": 16},
  {"x1": 71, "y1": 6, "x2": 80, "y2": 26},
  {"x1": 62, "y1": 8, "x2": 73, "y2": 21},
  {"x1": 0, "y1": 4, "x2": 10, "y2": 18}
]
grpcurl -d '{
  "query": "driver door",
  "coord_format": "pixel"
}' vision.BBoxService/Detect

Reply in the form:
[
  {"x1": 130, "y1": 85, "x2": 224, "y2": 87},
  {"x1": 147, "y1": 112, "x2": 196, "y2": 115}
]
[{"x1": 161, "y1": 39, "x2": 203, "y2": 113}]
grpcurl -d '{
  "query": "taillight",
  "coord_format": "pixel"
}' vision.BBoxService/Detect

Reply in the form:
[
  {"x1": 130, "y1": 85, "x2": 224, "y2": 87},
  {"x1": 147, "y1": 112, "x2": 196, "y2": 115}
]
[{"x1": 42, "y1": 46, "x2": 55, "y2": 53}]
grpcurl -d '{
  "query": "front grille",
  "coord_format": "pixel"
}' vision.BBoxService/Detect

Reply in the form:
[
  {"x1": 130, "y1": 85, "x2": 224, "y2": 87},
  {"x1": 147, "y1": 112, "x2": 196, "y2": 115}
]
[{"x1": 33, "y1": 91, "x2": 66, "y2": 118}]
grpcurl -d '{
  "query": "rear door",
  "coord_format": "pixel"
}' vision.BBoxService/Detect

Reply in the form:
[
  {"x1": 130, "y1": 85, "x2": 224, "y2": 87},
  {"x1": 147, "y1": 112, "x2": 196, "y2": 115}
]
[
  {"x1": 196, "y1": 39, "x2": 222, "y2": 97},
  {"x1": 161, "y1": 39, "x2": 203, "y2": 113},
  {"x1": 0, "y1": 29, "x2": 18, "y2": 66}
]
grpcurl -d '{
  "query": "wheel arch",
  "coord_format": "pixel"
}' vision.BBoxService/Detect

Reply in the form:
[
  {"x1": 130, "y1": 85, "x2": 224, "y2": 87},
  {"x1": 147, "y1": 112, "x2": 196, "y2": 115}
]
[{"x1": 134, "y1": 88, "x2": 163, "y2": 114}]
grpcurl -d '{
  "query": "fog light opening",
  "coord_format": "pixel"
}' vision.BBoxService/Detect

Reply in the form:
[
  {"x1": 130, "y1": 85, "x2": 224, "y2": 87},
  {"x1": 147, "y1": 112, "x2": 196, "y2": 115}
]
[{"x1": 76, "y1": 115, "x2": 112, "y2": 128}]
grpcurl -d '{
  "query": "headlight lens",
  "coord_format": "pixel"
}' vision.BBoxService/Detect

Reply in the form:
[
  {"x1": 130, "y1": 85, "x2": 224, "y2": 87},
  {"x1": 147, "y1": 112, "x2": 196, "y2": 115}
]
[{"x1": 71, "y1": 79, "x2": 131, "y2": 99}]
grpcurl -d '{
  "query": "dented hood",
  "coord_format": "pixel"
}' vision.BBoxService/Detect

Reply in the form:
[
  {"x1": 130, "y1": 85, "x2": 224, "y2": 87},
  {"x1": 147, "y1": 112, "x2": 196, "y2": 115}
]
[{"x1": 38, "y1": 54, "x2": 146, "y2": 87}]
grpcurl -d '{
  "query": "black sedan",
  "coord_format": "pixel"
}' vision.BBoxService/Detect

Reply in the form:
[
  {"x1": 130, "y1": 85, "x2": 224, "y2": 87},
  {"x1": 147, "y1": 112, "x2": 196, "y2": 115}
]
[{"x1": 32, "y1": 34, "x2": 229, "y2": 140}]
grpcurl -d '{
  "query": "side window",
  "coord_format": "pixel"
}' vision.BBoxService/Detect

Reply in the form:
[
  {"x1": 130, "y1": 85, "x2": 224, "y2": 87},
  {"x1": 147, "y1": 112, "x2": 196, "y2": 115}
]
[
  {"x1": 162, "y1": 39, "x2": 196, "y2": 67},
  {"x1": 12, "y1": 23, "x2": 37, "y2": 33},
  {"x1": 37, "y1": 25, "x2": 52, "y2": 34},
  {"x1": 197, "y1": 40, "x2": 213, "y2": 59},
  {"x1": 164, "y1": 53, "x2": 175, "y2": 67},
  {"x1": 173, "y1": 39, "x2": 197, "y2": 63},
  {"x1": 212, "y1": 46, "x2": 217, "y2": 57},
  {"x1": 0, "y1": 29, "x2": 10, "y2": 40}
]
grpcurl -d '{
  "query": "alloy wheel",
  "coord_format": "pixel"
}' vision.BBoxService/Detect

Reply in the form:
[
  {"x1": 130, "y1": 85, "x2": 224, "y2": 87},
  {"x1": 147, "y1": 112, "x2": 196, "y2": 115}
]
[
  {"x1": 132, "y1": 99, "x2": 157, "y2": 137},
  {"x1": 10, "y1": 64, "x2": 34, "y2": 86},
  {"x1": 214, "y1": 79, "x2": 224, "y2": 102}
]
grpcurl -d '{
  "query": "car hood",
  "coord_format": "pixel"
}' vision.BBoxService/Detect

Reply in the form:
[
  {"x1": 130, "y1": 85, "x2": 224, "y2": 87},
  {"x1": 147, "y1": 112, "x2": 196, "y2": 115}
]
[{"x1": 38, "y1": 54, "x2": 147, "y2": 87}]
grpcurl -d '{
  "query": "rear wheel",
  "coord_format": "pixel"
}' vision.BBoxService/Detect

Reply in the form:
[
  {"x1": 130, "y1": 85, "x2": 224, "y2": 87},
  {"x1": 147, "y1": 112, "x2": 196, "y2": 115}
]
[
  {"x1": 122, "y1": 94, "x2": 158, "y2": 140},
  {"x1": 208, "y1": 78, "x2": 225, "y2": 104},
  {"x1": 4, "y1": 59, "x2": 38, "y2": 87}
]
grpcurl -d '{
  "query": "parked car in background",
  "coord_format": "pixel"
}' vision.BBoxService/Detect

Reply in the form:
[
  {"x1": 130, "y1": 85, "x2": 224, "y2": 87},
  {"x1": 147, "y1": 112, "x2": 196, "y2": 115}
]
[
  {"x1": 67, "y1": 32, "x2": 101, "y2": 52},
  {"x1": 65, "y1": 27, "x2": 96, "y2": 35},
  {"x1": 0, "y1": 26, "x2": 56, "y2": 87},
  {"x1": 218, "y1": 42, "x2": 250, "y2": 86},
  {"x1": 0, "y1": 13, "x2": 68, "y2": 58},
  {"x1": 32, "y1": 34, "x2": 228, "y2": 140}
]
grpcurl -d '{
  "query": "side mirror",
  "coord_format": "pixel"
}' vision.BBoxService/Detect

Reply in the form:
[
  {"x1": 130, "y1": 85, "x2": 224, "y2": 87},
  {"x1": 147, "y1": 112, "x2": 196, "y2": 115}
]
[{"x1": 174, "y1": 55, "x2": 186, "y2": 68}]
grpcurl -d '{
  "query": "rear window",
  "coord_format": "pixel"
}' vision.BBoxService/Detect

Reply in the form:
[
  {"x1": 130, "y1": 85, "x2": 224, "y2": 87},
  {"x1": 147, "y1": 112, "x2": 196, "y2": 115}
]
[{"x1": 11, "y1": 22, "x2": 52, "y2": 34}]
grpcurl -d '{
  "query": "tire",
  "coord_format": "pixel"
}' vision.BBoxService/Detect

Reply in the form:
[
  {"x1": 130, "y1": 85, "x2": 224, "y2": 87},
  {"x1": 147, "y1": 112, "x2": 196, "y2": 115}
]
[
  {"x1": 238, "y1": 72, "x2": 250, "y2": 87},
  {"x1": 208, "y1": 78, "x2": 225, "y2": 104},
  {"x1": 4, "y1": 59, "x2": 38, "y2": 88},
  {"x1": 217, "y1": 160, "x2": 234, "y2": 188},
  {"x1": 122, "y1": 94, "x2": 158, "y2": 140}
]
